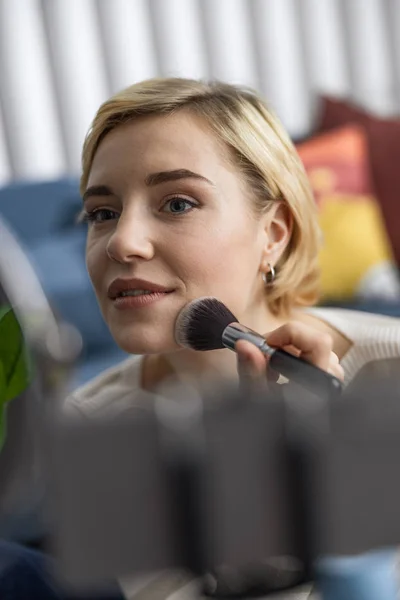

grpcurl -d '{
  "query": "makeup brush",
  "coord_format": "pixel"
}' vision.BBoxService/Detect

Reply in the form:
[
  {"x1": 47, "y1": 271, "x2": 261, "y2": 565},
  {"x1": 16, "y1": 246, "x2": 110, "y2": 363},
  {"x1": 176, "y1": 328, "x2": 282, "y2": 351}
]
[{"x1": 175, "y1": 297, "x2": 342, "y2": 397}]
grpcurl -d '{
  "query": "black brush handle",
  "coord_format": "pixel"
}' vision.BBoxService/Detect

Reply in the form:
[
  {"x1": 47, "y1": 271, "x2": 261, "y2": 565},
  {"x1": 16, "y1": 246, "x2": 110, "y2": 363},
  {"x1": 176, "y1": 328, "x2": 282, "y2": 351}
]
[
  {"x1": 270, "y1": 348, "x2": 343, "y2": 397},
  {"x1": 222, "y1": 324, "x2": 343, "y2": 398}
]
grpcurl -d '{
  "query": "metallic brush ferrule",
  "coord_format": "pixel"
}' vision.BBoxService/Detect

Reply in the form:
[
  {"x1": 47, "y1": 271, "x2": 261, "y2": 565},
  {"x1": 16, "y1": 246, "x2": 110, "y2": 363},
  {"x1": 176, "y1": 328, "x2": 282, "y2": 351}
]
[{"x1": 222, "y1": 323, "x2": 275, "y2": 357}]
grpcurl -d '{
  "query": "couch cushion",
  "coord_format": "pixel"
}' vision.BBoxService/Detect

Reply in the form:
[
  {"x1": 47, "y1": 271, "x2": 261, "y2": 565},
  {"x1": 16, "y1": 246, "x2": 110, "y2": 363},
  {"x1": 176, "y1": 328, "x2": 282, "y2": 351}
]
[{"x1": 0, "y1": 179, "x2": 81, "y2": 243}]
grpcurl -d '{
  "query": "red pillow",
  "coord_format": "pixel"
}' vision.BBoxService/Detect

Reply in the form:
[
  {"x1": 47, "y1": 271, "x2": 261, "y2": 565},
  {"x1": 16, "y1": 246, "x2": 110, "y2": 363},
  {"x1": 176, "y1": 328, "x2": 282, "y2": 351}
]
[{"x1": 317, "y1": 97, "x2": 400, "y2": 266}]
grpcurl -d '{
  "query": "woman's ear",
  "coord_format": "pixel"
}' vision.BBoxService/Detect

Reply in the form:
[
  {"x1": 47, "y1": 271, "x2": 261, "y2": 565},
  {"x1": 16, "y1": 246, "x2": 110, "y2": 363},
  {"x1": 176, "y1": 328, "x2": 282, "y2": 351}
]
[{"x1": 261, "y1": 201, "x2": 293, "y2": 267}]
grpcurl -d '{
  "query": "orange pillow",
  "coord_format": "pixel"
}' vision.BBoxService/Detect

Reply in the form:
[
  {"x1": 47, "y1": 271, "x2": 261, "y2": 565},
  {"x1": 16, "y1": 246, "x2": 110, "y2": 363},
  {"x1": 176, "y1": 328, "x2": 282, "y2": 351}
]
[{"x1": 296, "y1": 125, "x2": 399, "y2": 300}]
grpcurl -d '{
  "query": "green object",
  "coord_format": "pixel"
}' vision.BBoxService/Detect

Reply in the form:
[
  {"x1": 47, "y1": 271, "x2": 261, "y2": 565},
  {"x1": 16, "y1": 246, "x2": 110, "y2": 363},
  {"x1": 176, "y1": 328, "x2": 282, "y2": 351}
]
[{"x1": 0, "y1": 305, "x2": 31, "y2": 451}]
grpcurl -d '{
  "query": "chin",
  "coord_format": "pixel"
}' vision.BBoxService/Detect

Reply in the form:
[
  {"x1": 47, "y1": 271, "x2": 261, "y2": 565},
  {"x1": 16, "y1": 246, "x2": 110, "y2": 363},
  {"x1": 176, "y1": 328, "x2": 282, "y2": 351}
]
[{"x1": 110, "y1": 325, "x2": 180, "y2": 355}]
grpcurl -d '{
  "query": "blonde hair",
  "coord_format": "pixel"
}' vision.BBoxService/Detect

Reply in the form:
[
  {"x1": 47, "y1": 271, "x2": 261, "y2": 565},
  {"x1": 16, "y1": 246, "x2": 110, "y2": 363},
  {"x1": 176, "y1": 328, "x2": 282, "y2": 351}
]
[{"x1": 81, "y1": 77, "x2": 321, "y2": 315}]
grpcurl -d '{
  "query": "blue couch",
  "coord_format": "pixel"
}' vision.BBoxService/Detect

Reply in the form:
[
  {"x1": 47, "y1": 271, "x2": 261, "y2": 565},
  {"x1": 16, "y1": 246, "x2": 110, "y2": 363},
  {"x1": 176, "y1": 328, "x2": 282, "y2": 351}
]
[{"x1": 0, "y1": 178, "x2": 128, "y2": 389}]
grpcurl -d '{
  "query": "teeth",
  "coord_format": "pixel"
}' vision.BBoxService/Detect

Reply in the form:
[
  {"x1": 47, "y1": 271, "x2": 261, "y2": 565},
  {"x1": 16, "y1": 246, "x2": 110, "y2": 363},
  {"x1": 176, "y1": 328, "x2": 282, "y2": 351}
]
[{"x1": 119, "y1": 290, "x2": 154, "y2": 297}]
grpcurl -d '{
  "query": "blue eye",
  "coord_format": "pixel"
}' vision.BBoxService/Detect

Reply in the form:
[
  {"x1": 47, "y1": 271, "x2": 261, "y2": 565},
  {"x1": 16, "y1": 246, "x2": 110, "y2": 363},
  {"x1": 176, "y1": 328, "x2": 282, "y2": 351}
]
[
  {"x1": 162, "y1": 197, "x2": 197, "y2": 214},
  {"x1": 81, "y1": 209, "x2": 119, "y2": 224}
]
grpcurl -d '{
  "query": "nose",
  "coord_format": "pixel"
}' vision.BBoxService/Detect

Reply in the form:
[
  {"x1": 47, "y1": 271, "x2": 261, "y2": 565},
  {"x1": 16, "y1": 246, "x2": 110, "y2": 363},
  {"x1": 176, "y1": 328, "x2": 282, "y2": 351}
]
[{"x1": 106, "y1": 212, "x2": 155, "y2": 263}]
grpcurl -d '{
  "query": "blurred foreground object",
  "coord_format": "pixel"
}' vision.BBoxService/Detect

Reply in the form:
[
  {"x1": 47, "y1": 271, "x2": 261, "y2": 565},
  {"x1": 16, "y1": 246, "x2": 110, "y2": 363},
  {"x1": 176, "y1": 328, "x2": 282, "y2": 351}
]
[
  {"x1": 49, "y1": 370, "x2": 400, "y2": 598},
  {"x1": 0, "y1": 215, "x2": 82, "y2": 541},
  {"x1": 0, "y1": 305, "x2": 31, "y2": 452}
]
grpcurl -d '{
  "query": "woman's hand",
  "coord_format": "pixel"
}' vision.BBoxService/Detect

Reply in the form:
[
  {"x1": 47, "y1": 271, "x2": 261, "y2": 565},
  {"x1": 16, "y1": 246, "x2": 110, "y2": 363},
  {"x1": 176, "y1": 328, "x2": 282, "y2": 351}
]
[{"x1": 236, "y1": 320, "x2": 344, "y2": 388}]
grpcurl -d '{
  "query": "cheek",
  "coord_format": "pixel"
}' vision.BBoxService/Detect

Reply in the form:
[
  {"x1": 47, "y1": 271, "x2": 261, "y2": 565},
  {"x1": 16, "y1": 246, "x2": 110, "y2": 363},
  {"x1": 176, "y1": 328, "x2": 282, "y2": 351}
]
[
  {"x1": 173, "y1": 221, "x2": 261, "y2": 287},
  {"x1": 85, "y1": 237, "x2": 106, "y2": 291}
]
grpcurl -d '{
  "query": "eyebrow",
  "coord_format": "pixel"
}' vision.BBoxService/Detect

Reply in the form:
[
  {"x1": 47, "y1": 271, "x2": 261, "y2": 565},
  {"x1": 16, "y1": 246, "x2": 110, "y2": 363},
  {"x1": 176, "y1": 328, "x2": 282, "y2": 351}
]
[
  {"x1": 82, "y1": 169, "x2": 214, "y2": 203},
  {"x1": 82, "y1": 185, "x2": 113, "y2": 203},
  {"x1": 144, "y1": 169, "x2": 215, "y2": 187}
]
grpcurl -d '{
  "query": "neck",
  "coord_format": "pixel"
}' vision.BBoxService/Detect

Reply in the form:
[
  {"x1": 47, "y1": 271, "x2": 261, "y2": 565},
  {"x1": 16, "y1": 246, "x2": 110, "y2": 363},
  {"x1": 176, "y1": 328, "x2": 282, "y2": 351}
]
[{"x1": 142, "y1": 304, "x2": 288, "y2": 393}]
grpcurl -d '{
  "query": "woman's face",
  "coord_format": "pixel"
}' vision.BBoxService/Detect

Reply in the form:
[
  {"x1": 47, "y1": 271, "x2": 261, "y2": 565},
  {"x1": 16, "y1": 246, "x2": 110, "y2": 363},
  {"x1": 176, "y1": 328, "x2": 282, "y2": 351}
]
[{"x1": 84, "y1": 111, "x2": 272, "y2": 354}]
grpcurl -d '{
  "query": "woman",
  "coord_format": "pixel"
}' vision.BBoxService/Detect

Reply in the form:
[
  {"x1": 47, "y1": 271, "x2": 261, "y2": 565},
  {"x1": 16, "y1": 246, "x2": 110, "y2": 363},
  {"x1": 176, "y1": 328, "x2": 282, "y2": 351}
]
[{"x1": 65, "y1": 78, "x2": 400, "y2": 599}]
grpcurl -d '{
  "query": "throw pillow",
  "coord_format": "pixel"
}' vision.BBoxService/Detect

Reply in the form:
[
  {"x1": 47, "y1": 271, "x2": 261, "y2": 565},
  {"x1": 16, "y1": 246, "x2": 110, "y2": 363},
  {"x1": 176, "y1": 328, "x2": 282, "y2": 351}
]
[
  {"x1": 317, "y1": 97, "x2": 400, "y2": 266},
  {"x1": 296, "y1": 125, "x2": 400, "y2": 301}
]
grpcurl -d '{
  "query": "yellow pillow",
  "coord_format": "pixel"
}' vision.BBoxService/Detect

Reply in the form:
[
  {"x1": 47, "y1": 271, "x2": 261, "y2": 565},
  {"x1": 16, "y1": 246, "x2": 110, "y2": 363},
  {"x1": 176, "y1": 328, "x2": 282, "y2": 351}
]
[{"x1": 318, "y1": 193, "x2": 393, "y2": 299}]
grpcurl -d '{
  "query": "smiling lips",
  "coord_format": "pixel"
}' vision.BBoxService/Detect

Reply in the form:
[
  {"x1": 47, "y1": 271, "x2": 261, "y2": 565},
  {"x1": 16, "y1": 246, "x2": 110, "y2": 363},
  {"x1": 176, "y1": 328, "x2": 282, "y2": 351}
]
[{"x1": 107, "y1": 278, "x2": 174, "y2": 309}]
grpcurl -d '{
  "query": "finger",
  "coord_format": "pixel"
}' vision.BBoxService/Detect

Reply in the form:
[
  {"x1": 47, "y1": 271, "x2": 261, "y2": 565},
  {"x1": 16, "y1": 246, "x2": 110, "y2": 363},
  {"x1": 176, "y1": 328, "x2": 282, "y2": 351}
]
[
  {"x1": 328, "y1": 361, "x2": 345, "y2": 382},
  {"x1": 329, "y1": 352, "x2": 340, "y2": 366},
  {"x1": 265, "y1": 321, "x2": 333, "y2": 371},
  {"x1": 282, "y1": 344, "x2": 301, "y2": 357},
  {"x1": 235, "y1": 340, "x2": 272, "y2": 395},
  {"x1": 236, "y1": 339, "x2": 267, "y2": 380},
  {"x1": 326, "y1": 351, "x2": 343, "y2": 381}
]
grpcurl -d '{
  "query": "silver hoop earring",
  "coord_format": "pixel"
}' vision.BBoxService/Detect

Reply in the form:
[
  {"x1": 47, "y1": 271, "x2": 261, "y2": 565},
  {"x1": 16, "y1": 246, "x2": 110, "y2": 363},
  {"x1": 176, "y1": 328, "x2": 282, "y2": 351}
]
[{"x1": 262, "y1": 263, "x2": 275, "y2": 286}]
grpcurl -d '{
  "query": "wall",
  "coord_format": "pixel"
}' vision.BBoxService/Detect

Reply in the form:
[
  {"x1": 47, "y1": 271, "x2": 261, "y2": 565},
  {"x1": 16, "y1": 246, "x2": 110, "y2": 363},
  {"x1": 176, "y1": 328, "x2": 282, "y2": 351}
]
[{"x1": 0, "y1": 0, "x2": 399, "y2": 184}]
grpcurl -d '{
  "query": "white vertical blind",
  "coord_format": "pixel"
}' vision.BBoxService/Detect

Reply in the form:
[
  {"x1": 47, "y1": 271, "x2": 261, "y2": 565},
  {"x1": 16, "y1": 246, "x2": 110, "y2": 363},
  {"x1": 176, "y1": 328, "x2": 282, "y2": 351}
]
[
  {"x1": 252, "y1": 0, "x2": 313, "y2": 138},
  {"x1": 97, "y1": 0, "x2": 158, "y2": 93},
  {"x1": 300, "y1": 0, "x2": 350, "y2": 97},
  {"x1": 200, "y1": 0, "x2": 259, "y2": 87},
  {"x1": 0, "y1": 0, "x2": 399, "y2": 183},
  {"x1": 341, "y1": 0, "x2": 396, "y2": 115},
  {"x1": 0, "y1": 107, "x2": 11, "y2": 185},
  {"x1": 0, "y1": 0, "x2": 65, "y2": 179},
  {"x1": 149, "y1": 0, "x2": 208, "y2": 79},
  {"x1": 41, "y1": 0, "x2": 109, "y2": 173},
  {"x1": 386, "y1": 0, "x2": 400, "y2": 108}
]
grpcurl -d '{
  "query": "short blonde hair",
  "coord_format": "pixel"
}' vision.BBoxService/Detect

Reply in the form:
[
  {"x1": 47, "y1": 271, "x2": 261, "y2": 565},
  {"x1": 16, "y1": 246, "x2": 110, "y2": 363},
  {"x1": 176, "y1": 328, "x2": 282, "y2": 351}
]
[{"x1": 81, "y1": 77, "x2": 321, "y2": 315}]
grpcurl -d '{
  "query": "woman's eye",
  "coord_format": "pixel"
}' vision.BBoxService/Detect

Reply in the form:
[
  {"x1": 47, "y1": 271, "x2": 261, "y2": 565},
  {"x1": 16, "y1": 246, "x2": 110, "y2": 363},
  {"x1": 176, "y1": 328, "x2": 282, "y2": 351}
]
[
  {"x1": 82, "y1": 209, "x2": 119, "y2": 224},
  {"x1": 162, "y1": 197, "x2": 197, "y2": 214}
]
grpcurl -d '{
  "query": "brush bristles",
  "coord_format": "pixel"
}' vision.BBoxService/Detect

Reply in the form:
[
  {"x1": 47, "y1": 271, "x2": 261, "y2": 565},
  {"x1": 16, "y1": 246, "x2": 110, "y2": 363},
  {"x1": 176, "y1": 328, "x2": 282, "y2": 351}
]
[{"x1": 174, "y1": 297, "x2": 238, "y2": 351}]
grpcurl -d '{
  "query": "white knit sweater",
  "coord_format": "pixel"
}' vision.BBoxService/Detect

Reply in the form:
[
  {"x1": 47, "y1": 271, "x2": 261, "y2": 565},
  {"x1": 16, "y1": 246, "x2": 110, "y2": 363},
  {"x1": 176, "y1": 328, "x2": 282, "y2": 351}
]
[{"x1": 65, "y1": 307, "x2": 400, "y2": 599}]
